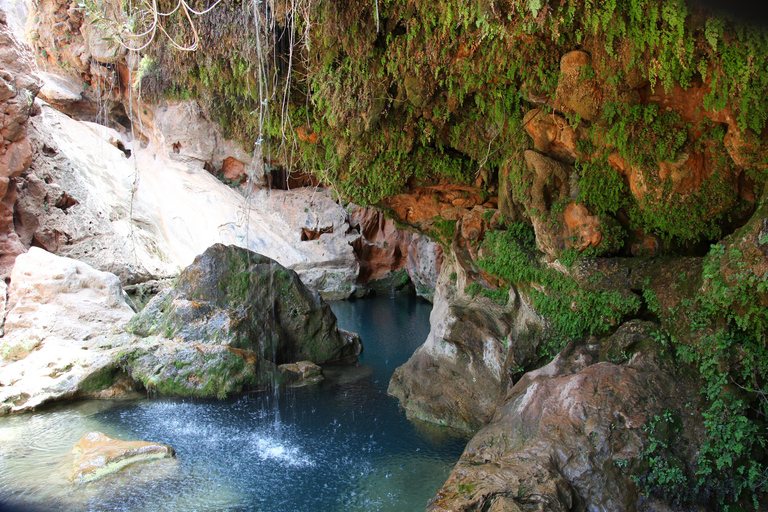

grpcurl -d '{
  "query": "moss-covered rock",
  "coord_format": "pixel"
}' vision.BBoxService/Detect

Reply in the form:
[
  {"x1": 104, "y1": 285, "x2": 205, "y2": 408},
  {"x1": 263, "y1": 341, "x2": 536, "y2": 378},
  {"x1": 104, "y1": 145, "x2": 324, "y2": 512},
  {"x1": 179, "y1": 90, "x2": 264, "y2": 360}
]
[{"x1": 123, "y1": 244, "x2": 362, "y2": 397}]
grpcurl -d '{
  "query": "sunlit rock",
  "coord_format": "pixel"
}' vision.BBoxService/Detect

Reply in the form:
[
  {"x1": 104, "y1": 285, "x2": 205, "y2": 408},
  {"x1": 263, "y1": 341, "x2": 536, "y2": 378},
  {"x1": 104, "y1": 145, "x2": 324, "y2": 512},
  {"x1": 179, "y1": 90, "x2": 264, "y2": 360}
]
[
  {"x1": 71, "y1": 431, "x2": 175, "y2": 483},
  {"x1": 18, "y1": 102, "x2": 360, "y2": 297},
  {"x1": 0, "y1": 248, "x2": 135, "y2": 413}
]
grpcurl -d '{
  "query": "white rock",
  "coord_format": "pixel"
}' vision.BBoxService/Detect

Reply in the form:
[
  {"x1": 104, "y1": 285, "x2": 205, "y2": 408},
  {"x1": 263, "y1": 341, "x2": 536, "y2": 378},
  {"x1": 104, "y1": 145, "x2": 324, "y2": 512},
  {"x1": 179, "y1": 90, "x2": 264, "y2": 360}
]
[
  {"x1": 0, "y1": 248, "x2": 134, "y2": 413},
  {"x1": 29, "y1": 102, "x2": 360, "y2": 298},
  {"x1": 36, "y1": 71, "x2": 86, "y2": 108}
]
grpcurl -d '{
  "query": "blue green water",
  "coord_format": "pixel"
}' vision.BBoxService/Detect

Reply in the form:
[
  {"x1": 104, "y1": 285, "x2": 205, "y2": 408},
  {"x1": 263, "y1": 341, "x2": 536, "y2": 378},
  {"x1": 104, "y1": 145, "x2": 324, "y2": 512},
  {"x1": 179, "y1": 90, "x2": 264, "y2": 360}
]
[{"x1": 0, "y1": 296, "x2": 467, "y2": 512}]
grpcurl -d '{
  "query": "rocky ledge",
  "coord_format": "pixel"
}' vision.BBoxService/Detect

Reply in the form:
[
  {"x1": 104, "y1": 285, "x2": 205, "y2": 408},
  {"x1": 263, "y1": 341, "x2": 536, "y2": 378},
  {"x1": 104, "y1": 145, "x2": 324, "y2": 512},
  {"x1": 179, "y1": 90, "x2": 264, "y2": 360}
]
[{"x1": 0, "y1": 244, "x2": 362, "y2": 412}]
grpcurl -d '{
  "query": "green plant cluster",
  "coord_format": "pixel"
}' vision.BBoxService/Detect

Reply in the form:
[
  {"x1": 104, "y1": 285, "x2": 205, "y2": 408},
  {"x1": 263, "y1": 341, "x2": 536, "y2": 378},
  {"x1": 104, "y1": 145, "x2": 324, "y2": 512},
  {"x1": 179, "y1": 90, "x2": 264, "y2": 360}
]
[
  {"x1": 476, "y1": 223, "x2": 641, "y2": 356},
  {"x1": 136, "y1": 0, "x2": 767, "y2": 236},
  {"x1": 428, "y1": 218, "x2": 457, "y2": 247},
  {"x1": 636, "y1": 237, "x2": 768, "y2": 508}
]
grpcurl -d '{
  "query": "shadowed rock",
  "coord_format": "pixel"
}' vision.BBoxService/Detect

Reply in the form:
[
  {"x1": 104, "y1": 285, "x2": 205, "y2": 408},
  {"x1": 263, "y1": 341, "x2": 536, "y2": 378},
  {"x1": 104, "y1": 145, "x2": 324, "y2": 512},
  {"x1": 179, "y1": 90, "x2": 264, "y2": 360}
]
[{"x1": 427, "y1": 322, "x2": 699, "y2": 512}]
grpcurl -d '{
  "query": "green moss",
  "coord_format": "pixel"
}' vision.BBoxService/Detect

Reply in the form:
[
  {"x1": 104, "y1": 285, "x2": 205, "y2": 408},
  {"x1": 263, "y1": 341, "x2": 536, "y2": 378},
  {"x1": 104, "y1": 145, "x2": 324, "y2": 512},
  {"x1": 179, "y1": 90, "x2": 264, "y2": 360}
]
[
  {"x1": 77, "y1": 367, "x2": 116, "y2": 393},
  {"x1": 477, "y1": 224, "x2": 641, "y2": 355},
  {"x1": 429, "y1": 218, "x2": 457, "y2": 247}
]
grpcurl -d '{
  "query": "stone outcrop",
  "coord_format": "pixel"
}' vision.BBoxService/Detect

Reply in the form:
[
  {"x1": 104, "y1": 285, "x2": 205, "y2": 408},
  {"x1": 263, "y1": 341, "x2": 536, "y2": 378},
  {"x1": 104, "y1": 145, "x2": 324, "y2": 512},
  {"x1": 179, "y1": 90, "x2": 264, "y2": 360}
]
[
  {"x1": 278, "y1": 360, "x2": 324, "y2": 387},
  {"x1": 15, "y1": 101, "x2": 361, "y2": 297},
  {"x1": 123, "y1": 244, "x2": 362, "y2": 397},
  {"x1": 389, "y1": 251, "x2": 545, "y2": 432},
  {"x1": 405, "y1": 233, "x2": 443, "y2": 302},
  {"x1": 0, "y1": 9, "x2": 41, "y2": 278},
  {"x1": 350, "y1": 205, "x2": 443, "y2": 300},
  {"x1": 0, "y1": 247, "x2": 136, "y2": 414},
  {"x1": 427, "y1": 321, "x2": 700, "y2": 512},
  {"x1": 71, "y1": 431, "x2": 175, "y2": 483}
]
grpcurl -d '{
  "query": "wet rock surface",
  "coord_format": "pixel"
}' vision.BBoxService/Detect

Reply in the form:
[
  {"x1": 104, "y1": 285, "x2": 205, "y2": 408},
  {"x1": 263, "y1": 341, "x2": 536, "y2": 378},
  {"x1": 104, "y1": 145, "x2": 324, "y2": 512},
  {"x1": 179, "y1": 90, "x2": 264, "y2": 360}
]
[
  {"x1": 124, "y1": 244, "x2": 362, "y2": 397},
  {"x1": 71, "y1": 431, "x2": 175, "y2": 483}
]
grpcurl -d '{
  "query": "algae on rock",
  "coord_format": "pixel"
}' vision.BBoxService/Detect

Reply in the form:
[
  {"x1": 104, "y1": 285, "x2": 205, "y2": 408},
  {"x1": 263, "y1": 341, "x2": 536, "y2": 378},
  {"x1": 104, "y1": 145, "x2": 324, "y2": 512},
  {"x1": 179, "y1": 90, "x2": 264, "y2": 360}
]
[{"x1": 123, "y1": 244, "x2": 362, "y2": 398}]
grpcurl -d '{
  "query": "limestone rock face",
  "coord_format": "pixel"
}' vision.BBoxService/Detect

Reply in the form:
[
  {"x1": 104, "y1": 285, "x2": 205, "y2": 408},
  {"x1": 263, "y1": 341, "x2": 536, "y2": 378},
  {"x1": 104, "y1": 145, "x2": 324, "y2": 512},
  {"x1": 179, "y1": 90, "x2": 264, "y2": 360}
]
[
  {"x1": 123, "y1": 244, "x2": 362, "y2": 397},
  {"x1": 17, "y1": 102, "x2": 360, "y2": 297},
  {"x1": 71, "y1": 431, "x2": 175, "y2": 483},
  {"x1": 0, "y1": 248, "x2": 135, "y2": 414},
  {"x1": 428, "y1": 323, "x2": 696, "y2": 512},
  {"x1": 388, "y1": 252, "x2": 545, "y2": 432},
  {"x1": 350, "y1": 205, "x2": 443, "y2": 300},
  {"x1": 148, "y1": 100, "x2": 253, "y2": 172},
  {"x1": 15, "y1": 104, "x2": 162, "y2": 284},
  {"x1": 0, "y1": 9, "x2": 41, "y2": 278},
  {"x1": 405, "y1": 233, "x2": 442, "y2": 302}
]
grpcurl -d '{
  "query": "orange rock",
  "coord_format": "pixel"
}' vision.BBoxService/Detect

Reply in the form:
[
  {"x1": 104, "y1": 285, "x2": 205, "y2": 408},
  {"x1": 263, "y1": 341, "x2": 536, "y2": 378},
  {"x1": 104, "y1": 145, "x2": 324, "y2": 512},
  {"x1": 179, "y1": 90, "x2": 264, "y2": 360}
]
[
  {"x1": 724, "y1": 125, "x2": 768, "y2": 172},
  {"x1": 564, "y1": 202, "x2": 602, "y2": 251},
  {"x1": 295, "y1": 125, "x2": 319, "y2": 144},
  {"x1": 71, "y1": 432, "x2": 175, "y2": 483},
  {"x1": 629, "y1": 228, "x2": 661, "y2": 257},
  {"x1": 460, "y1": 208, "x2": 485, "y2": 242},
  {"x1": 381, "y1": 185, "x2": 485, "y2": 227},
  {"x1": 523, "y1": 108, "x2": 581, "y2": 163},
  {"x1": 639, "y1": 80, "x2": 735, "y2": 127},
  {"x1": 221, "y1": 156, "x2": 246, "y2": 182}
]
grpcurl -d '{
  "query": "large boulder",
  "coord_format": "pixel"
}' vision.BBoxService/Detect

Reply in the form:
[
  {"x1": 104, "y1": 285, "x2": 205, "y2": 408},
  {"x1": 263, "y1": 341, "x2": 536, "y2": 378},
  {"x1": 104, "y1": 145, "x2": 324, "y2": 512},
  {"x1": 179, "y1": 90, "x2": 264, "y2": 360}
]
[
  {"x1": 427, "y1": 321, "x2": 698, "y2": 512},
  {"x1": 123, "y1": 244, "x2": 361, "y2": 397},
  {"x1": 0, "y1": 248, "x2": 135, "y2": 414}
]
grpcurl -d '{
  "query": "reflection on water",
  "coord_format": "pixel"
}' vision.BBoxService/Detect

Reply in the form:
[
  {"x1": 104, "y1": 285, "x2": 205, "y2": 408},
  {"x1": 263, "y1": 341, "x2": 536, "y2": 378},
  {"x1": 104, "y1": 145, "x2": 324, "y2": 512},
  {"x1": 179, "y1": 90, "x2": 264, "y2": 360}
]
[{"x1": 0, "y1": 295, "x2": 467, "y2": 512}]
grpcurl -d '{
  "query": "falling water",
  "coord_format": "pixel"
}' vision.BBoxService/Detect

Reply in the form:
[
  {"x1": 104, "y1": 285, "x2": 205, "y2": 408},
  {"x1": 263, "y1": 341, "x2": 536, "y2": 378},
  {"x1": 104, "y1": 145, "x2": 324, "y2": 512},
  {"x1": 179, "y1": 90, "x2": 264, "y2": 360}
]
[{"x1": 0, "y1": 296, "x2": 467, "y2": 512}]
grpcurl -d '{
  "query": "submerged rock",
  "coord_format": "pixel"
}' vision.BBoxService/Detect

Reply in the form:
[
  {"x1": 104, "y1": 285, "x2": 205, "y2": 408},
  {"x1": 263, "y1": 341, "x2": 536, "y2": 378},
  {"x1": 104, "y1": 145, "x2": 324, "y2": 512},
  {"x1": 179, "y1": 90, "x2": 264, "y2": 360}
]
[
  {"x1": 71, "y1": 431, "x2": 175, "y2": 483},
  {"x1": 123, "y1": 244, "x2": 361, "y2": 397},
  {"x1": 278, "y1": 360, "x2": 324, "y2": 387}
]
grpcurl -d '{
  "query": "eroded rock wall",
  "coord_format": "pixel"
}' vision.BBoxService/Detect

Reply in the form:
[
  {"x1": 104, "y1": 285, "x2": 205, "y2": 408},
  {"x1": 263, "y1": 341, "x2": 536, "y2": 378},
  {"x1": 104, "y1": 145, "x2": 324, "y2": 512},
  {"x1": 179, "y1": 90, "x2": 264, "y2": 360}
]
[{"x1": 0, "y1": 8, "x2": 40, "y2": 278}]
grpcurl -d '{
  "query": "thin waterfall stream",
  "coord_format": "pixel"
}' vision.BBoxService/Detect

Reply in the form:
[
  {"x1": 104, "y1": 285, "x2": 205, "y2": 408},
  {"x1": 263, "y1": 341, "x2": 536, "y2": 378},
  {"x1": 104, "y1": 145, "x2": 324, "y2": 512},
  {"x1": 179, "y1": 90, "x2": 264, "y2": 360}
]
[{"x1": 0, "y1": 295, "x2": 467, "y2": 512}]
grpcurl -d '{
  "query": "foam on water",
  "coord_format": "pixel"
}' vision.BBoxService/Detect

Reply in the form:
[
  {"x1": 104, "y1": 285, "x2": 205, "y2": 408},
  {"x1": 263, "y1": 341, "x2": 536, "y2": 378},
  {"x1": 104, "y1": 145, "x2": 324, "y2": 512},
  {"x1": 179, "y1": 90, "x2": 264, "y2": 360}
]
[{"x1": 0, "y1": 296, "x2": 467, "y2": 512}]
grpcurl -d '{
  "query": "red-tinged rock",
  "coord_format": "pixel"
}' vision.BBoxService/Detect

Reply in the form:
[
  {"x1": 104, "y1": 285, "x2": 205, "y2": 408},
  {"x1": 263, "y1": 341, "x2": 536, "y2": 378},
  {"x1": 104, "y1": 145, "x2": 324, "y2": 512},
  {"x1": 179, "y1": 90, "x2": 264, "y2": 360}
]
[
  {"x1": 221, "y1": 156, "x2": 246, "y2": 183},
  {"x1": 564, "y1": 201, "x2": 602, "y2": 251}
]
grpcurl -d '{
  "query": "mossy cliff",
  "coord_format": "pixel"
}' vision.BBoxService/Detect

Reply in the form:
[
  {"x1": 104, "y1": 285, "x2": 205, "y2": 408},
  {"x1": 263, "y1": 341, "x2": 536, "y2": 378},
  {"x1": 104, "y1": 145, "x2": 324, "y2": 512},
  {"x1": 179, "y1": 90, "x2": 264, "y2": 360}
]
[{"x1": 43, "y1": 0, "x2": 768, "y2": 509}]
